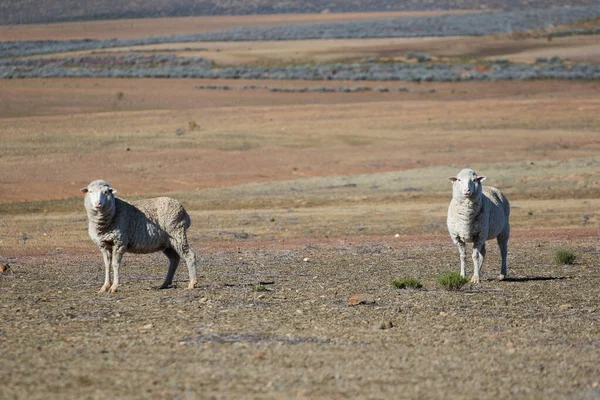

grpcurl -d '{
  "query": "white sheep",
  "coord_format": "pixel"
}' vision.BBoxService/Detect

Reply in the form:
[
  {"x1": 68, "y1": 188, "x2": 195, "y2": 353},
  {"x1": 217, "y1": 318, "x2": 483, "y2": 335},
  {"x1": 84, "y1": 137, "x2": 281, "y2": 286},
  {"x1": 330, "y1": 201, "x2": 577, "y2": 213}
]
[
  {"x1": 447, "y1": 169, "x2": 510, "y2": 283},
  {"x1": 81, "y1": 180, "x2": 198, "y2": 292}
]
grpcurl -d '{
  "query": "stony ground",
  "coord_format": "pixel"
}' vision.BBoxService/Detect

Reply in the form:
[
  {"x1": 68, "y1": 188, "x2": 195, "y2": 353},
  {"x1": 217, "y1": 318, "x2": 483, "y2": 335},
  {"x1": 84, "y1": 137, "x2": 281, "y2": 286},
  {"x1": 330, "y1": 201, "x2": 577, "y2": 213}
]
[{"x1": 1, "y1": 232, "x2": 600, "y2": 399}]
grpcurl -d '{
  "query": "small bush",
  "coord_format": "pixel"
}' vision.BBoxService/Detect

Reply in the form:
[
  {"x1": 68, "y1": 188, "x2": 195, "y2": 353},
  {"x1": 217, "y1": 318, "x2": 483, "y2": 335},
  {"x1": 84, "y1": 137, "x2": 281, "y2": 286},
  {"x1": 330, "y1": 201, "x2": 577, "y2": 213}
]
[
  {"x1": 392, "y1": 277, "x2": 423, "y2": 289},
  {"x1": 554, "y1": 248, "x2": 576, "y2": 265},
  {"x1": 437, "y1": 271, "x2": 469, "y2": 291},
  {"x1": 251, "y1": 284, "x2": 268, "y2": 292}
]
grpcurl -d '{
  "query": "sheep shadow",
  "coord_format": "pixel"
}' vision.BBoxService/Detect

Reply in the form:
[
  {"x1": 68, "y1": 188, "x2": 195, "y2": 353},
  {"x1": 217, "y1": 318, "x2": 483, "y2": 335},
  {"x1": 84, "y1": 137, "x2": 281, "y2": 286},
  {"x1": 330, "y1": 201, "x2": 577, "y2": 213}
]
[{"x1": 502, "y1": 276, "x2": 571, "y2": 283}]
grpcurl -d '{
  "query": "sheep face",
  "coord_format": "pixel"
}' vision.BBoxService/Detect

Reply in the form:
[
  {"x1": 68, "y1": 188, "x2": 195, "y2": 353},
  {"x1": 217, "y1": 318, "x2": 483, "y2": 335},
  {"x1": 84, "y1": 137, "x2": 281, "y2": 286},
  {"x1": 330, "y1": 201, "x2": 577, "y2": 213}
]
[
  {"x1": 448, "y1": 169, "x2": 486, "y2": 201},
  {"x1": 81, "y1": 180, "x2": 117, "y2": 212}
]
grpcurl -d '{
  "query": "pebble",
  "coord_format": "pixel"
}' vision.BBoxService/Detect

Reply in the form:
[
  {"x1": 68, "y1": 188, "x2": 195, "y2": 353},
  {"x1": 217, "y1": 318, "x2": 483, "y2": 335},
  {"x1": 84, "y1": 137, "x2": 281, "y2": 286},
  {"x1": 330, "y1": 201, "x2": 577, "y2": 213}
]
[
  {"x1": 348, "y1": 294, "x2": 374, "y2": 306},
  {"x1": 379, "y1": 320, "x2": 394, "y2": 330}
]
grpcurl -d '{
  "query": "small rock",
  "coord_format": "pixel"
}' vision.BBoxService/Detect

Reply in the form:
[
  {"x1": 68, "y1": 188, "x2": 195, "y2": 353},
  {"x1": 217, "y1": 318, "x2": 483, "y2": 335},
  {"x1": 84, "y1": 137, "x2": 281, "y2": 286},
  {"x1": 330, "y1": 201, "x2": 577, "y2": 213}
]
[
  {"x1": 348, "y1": 294, "x2": 375, "y2": 306},
  {"x1": 379, "y1": 320, "x2": 394, "y2": 330},
  {"x1": 559, "y1": 304, "x2": 572, "y2": 309},
  {"x1": 252, "y1": 351, "x2": 266, "y2": 359},
  {"x1": 199, "y1": 297, "x2": 208, "y2": 303},
  {"x1": 303, "y1": 257, "x2": 310, "y2": 262},
  {"x1": 141, "y1": 323, "x2": 153, "y2": 330},
  {"x1": 439, "y1": 311, "x2": 448, "y2": 316},
  {"x1": 394, "y1": 233, "x2": 400, "y2": 238},
  {"x1": 592, "y1": 382, "x2": 599, "y2": 388}
]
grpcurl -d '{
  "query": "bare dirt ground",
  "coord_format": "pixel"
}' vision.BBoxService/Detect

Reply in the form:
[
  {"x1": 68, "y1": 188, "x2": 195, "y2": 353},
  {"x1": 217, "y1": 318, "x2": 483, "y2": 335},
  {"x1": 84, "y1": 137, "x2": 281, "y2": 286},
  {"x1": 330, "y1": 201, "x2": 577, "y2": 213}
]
[{"x1": 2, "y1": 21, "x2": 600, "y2": 399}]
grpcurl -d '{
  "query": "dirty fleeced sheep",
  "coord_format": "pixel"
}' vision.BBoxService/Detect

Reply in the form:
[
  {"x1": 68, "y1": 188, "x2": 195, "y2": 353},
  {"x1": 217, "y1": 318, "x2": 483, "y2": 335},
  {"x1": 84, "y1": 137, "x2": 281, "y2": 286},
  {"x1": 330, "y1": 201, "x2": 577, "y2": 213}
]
[
  {"x1": 81, "y1": 180, "x2": 198, "y2": 292},
  {"x1": 447, "y1": 169, "x2": 510, "y2": 283}
]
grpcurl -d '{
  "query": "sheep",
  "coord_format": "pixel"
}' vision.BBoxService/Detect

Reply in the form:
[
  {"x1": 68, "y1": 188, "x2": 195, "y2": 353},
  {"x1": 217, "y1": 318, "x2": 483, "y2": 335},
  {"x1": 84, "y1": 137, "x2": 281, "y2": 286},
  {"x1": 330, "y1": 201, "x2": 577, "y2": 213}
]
[
  {"x1": 447, "y1": 169, "x2": 510, "y2": 283},
  {"x1": 81, "y1": 180, "x2": 197, "y2": 293}
]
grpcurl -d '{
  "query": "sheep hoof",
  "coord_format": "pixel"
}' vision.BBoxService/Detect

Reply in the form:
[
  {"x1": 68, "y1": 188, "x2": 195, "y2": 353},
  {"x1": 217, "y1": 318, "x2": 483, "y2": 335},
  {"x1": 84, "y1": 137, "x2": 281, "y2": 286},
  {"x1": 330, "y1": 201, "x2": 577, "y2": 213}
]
[
  {"x1": 187, "y1": 281, "x2": 197, "y2": 290},
  {"x1": 159, "y1": 283, "x2": 175, "y2": 290},
  {"x1": 470, "y1": 275, "x2": 480, "y2": 284},
  {"x1": 99, "y1": 284, "x2": 110, "y2": 293},
  {"x1": 498, "y1": 274, "x2": 507, "y2": 281},
  {"x1": 109, "y1": 285, "x2": 119, "y2": 293}
]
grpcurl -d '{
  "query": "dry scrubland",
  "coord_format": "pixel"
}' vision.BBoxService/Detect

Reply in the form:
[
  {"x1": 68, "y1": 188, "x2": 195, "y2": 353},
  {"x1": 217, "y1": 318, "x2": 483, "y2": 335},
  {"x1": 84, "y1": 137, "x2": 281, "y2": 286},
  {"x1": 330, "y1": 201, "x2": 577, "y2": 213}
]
[{"x1": 2, "y1": 11, "x2": 600, "y2": 400}]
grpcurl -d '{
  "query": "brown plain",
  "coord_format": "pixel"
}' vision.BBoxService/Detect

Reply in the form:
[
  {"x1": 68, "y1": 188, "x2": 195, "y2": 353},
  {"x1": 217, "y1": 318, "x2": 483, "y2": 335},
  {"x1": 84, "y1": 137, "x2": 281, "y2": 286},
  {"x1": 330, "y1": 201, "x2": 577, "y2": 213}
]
[{"x1": 2, "y1": 13, "x2": 600, "y2": 400}]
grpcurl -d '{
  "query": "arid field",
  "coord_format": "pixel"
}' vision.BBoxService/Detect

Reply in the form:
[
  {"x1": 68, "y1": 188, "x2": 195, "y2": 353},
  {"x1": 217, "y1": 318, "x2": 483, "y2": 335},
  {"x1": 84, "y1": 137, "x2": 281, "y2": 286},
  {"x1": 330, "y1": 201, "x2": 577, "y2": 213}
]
[{"x1": 1, "y1": 10, "x2": 600, "y2": 399}]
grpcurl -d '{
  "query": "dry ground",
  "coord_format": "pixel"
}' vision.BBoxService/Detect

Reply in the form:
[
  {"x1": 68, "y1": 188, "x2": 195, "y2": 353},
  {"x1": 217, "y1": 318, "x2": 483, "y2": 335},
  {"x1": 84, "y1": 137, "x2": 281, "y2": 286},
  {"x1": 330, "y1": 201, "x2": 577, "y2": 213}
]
[{"x1": 2, "y1": 18, "x2": 600, "y2": 398}]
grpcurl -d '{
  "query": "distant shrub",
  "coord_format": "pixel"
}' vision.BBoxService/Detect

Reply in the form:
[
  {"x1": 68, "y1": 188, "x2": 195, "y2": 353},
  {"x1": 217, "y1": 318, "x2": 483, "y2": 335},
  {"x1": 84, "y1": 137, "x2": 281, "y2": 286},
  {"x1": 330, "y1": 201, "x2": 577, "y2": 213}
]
[
  {"x1": 406, "y1": 52, "x2": 431, "y2": 62},
  {"x1": 391, "y1": 277, "x2": 423, "y2": 289},
  {"x1": 554, "y1": 247, "x2": 576, "y2": 265},
  {"x1": 437, "y1": 272, "x2": 469, "y2": 291}
]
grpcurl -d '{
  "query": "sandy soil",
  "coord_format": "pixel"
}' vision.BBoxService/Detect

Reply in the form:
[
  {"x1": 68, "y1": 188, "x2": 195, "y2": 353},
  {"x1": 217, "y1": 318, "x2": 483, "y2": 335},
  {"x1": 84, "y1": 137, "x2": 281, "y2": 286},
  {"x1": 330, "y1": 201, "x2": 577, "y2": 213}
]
[{"x1": 1, "y1": 78, "x2": 599, "y2": 204}]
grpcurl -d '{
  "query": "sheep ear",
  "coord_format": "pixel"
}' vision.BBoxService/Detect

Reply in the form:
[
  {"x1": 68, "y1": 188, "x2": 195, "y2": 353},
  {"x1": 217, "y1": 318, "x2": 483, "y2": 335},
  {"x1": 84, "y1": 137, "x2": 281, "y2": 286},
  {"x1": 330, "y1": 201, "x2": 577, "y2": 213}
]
[
  {"x1": 448, "y1": 177, "x2": 457, "y2": 182},
  {"x1": 80, "y1": 188, "x2": 88, "y2": 194},
  {"x1": 475, "y1": 176, "x2": 487, "y2": 183}
]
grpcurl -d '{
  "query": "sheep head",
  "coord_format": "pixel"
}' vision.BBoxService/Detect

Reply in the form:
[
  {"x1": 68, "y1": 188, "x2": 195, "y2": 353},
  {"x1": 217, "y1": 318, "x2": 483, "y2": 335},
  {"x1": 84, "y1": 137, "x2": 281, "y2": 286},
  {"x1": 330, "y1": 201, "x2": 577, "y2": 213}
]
[
  {"x1": 81, "y1": 180, "x2": 117, "y2": 212},
  {"x1": 448, "y1": 169, "x2": 486, "y2": 201}
]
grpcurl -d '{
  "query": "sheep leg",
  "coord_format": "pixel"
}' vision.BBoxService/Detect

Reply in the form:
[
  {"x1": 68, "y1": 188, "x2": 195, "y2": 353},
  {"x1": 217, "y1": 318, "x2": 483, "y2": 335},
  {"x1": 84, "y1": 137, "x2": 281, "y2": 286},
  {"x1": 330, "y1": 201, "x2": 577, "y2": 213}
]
[
  {"x1": 479, "y1": 243, "x2": 487, "y2": 275},
  {"x1": 99, "y1": 247, "x2": 112, "y2": 292},
  {"x1": 471, "y1": 245, "x2": 484, "y2": 284},
  {"x1": 172, "y1": 232, "x2": 198, "y2": 289},
  {"x1": 160, "y1": 248, "x2": 180, "y2": 289},
  {"x1": 457, "y1": 241, "x2": 467, "y2": 277},
  {"x1": 109, "y1": 248, "x2": 124, "y2": 293},
  {"x1": 183, "y1": 249, "x2": 198, "y2": 289},
  {"x1": 179, "y1": 247, "x2": 198, "y2": 289},
  {"x1": 497, "y1": 231, "x2": 509, "y2": 278}
]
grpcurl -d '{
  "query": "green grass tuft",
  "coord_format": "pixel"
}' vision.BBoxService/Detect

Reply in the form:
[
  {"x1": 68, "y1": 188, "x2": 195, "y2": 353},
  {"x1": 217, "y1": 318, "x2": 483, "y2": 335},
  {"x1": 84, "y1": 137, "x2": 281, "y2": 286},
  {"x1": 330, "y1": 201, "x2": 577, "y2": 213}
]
[
  {"x1": 251, "y1": 284, "x2": 268, "y2": 292},
  {"x1": 391, "y1": 277, "x2": 423, "y2": 290},
  {"x1": 437, "y1": 271, "x2": 469, "y2": 291},
  {"x1": 554, "y1": 247, "x2": 576, "y2": 265}
]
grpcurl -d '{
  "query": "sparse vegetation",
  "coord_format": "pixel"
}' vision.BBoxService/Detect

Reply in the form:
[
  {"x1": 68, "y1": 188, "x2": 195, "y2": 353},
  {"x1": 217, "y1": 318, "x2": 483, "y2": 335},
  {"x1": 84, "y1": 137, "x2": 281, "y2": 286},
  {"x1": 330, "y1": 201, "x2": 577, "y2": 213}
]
[
  {"x1": 251, "y1": 284, "x2": 268, "y2": 292},
  {"x1": 4, "y1": 6, "x2": 600, "y2": 57},
  {"x1": 554, "y1": 247, "x2": 576, "y2": 265},
  {"x1": 437, "y1": 272, "x2": 469, "y2": 291},
  {"x1": 391, "y1": 277, "x2": 423, "y2": 289},
  {"x1": 4, "y1": 55, "x2": 599, "y2": 81}
]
